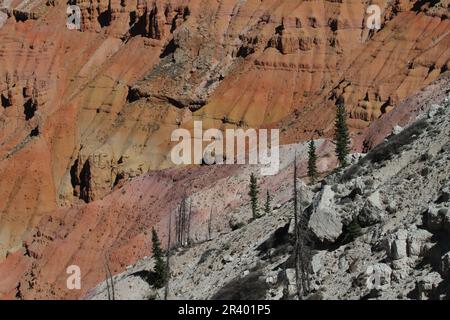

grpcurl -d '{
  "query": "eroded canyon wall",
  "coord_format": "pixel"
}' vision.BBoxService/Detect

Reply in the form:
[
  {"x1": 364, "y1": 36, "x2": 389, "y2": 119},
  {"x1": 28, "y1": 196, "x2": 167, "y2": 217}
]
[{"x1": 0, "y1": 0, "x2": 448, "y2": 298}]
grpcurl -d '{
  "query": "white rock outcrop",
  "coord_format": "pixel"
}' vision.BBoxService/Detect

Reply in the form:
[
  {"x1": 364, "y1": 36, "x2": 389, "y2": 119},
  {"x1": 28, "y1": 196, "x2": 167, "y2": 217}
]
[{"x1": 308, "y1": 186, "x2": 343, "y2": 243}]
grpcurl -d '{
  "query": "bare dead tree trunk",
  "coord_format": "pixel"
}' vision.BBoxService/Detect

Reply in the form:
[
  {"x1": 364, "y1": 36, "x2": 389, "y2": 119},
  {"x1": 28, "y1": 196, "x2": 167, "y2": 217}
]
[
  {"x1": 178, "y1": 204, "x2": 181, "y2": 246},
  {"x1": 293, "y1": 153, "x2": 312, "y2": 299},
  {"x1": 181, "y1": 197, "x2": 186, "y2": 246},
  {"x1": 293, "y1": 153, "x2": 301, "y2": 299},
  {"x1": 208, "y1": 207, "x2": 213, "y2": 241},
  {"x1": 176, "y1": 201, "x2": 181, "y2": 246},
  {"x1": 176, "y1": 197, "x2": 185, "y2": 247},
  {"x1": 176, "y1": 196, "x2": 192, "y2": 247},
  {"x1": 298, "y1": 229, "x2": 311, "y2": 297},
  {"x1": 104, "y1": 254, "x2": 115, "y2": 300},
  {"x1": 186, "y1": 199, "x2": 192, "y2": 245},
  {"x1": 164, "y1": 210, "x2": 172, "y2": 300},
  {"x1": 104, "y1": 264, "x2": 111, "y2": 300}
]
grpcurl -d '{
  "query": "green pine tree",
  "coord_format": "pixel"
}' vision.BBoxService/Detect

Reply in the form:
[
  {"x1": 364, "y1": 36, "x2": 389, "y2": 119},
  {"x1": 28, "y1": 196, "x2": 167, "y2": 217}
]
[
  {"x1": 264, "y1": 190, "x2": 272, "y2": 215},
  {"x1": 151, "y1": 227, "x2": 167, "y2": 288},
  {"x1": 307, "y1": 139, "x2": 318, "y2": 184},
  {"x1": 335, "y1": 97, "x2": 350, "y2": 168},
  {"x1": 249, "y1": 173, "x2": 260, "y2": 219}
]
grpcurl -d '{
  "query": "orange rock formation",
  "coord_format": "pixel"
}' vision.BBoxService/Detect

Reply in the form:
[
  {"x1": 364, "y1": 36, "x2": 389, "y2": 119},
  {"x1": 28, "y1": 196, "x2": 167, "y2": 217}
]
[{"x1": 0, "y1": 0, "x2": 448, "y2": 299}]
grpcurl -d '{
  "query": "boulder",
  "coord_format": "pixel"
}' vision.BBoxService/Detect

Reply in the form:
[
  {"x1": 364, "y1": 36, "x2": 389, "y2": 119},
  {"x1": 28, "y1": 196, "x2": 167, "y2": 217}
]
[
  {"x1": 386, "y1": 229, "x2": 408, "y2": 260},
  {"x1": 222, "y1": 254, "x2": 234, "y2": 264},
  {"x1": 266, "y1": 276, "x2": 275, "y2": 285},
  {"x1": 297, "y1": 178, "x2": 314, "y2": 205},
  {"x1": 386, "y1": 200, "x2": 397, "y2": 214},
  {"x1": 391, "y1": 125, "x2": 403, "y2": 135},
  {"x1": 391, "y1": 258, "x2": 410, "y2": 271},
  {"x1": 311, "y1": 251, "x2": 325, "y2": 274},
  {"x1": 425, "y1": 205, "x2": 450, "y2": 233},
  {"x1": 341, "y1": 177, "x2": 364, "y2": 201},
  {"x1": 229, "y1": 212, "x2": 247, "y2": 230},
  {"x1": 346, "y1": 153, "x2": 365, "y2": 166},
  {"x1": 360, "y1": 263, "x2": 392, "y2": 290},
  {"x1": 425, "y1": 186, "x2": 450, "y2": 233},
  {"x1": 391, "y1": 240, "x2": 408, "y2": 260},
  {"x1": 428, "y1": 104, "x2": 443, "y2": 118},
  {"x1": 407, "y1": 228, "x2": 433, "y2": 257},
  {"x1": 308, "y1": 186, "x2": 343, "y2": 243},
  {"x1": 358, "y1": 191, "x2": 384, "y2": 227},
  {"x1": 437, "y1": 186, "x2": 450, "y2": 204},
  {"x1": 333, "y1": 183, "x2": 348, "y2": 195},
  {"x1": 416, "y1": 272, "x2": 442, "y2": 300},
  {"x1": 338, "y1": 256, "x2": 349, "y2": 272},
  {"x1": 354, "y1": 177, "x2": 366, "y2": 192}
]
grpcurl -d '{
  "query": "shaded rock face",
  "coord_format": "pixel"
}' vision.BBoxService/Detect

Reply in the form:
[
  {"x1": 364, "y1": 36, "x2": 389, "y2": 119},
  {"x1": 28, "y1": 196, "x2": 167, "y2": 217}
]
[
  {"x1": 73, "y1": 0, "x2": 190, "y2": 38},
  {"x1": 416, "y1": 272, "x2": 443, "y2": 300},
  {"x1": 358, "y1": 263, "x2": 392, "y2": 291},
  {"x1": 0, "y1": 0, "x2": 49, "y2": 21},
  {"x1": 425, "y1": 186, "x2": 450, "y2": 233},
  {"x1": 70, "y1": 146, "x2": 118, "y2": 203},
  {"x1": 0, "y1": 0, "x2": 449, "y2": 299},
  {"x1": 358, "y1": 191, "x2": 384, "y2": 227}
]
